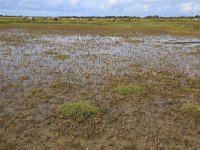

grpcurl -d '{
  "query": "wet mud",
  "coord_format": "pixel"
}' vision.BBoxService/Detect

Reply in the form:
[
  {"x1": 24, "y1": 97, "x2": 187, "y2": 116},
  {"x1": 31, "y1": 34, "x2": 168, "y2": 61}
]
[{"x1": 1, "y1": 29, "x2": 200, "y2": 150}]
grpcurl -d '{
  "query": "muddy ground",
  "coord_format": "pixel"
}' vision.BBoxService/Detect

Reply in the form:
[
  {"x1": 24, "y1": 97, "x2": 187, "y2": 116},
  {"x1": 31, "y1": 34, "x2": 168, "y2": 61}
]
[{"x1": 0, "y1": 29, "x2": 200, "y2": 150}]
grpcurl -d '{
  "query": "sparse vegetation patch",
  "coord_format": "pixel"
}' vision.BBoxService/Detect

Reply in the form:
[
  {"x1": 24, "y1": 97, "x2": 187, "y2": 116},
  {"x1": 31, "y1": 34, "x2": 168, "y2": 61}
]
[{"x1": 41, "y1": 50, "x2": 69, "y2": 61}]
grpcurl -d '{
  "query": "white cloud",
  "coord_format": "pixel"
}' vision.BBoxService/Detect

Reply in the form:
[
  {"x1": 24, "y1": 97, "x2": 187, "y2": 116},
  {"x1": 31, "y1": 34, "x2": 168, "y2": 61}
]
[
  {"x1": 141, "y1": 4, "x2": 150, "y2": 12},
  {"x1": 69, "y1": 0, "x2": 82, "y2": 6},
  {"x1": 180, "y1": 2, "x2": 200, "y2": 13},
  {"x1": 180, "y1": 2, "x2": 193, "y2": 12},
  {"x1": 108, "y1": 0, "x2": 132, "y2": 7}
]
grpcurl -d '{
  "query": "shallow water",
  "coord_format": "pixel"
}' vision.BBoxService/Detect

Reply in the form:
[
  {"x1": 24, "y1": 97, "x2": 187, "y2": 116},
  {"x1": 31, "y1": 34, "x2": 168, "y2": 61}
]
[{"x1": 1, "y1": 30, "x2": 200, "y2": 86}]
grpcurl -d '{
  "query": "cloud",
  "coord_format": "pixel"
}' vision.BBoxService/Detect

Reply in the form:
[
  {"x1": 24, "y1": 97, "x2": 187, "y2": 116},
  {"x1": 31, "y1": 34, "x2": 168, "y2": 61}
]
[
  {"x1": 141, "y1": 4, "x2": 150, "y2": 12},
  {"x1": 0, "y1": 0, "x2": 200, "y2": 16},
  {"x1": 108, "y1": 0, "x2": 132, "y2": 6},
  {"x1": 100, "y1": 0, "x2": 132, "y2": 9},
  {"x1": 69, "y1": 0, "x2": 82, "y2": 7},
  {"x1": 180, "y1": 2, "x2": 200, "y2": 13}
]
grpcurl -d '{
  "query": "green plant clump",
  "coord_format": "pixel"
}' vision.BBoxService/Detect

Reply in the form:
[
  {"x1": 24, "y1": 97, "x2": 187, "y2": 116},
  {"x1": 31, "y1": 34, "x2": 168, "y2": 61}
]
[
  {"x1": 113, "y1": 85, "x2": 144, "y2": 95},
  {"x1": 60, "y1": 101, "x2": 102, "y2": 118}
]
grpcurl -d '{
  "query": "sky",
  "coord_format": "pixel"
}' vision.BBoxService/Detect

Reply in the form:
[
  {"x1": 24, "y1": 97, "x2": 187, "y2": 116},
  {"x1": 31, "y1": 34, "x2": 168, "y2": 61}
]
[{"x1": 0, "y1": 0, "x2": 200, "y2": 17}]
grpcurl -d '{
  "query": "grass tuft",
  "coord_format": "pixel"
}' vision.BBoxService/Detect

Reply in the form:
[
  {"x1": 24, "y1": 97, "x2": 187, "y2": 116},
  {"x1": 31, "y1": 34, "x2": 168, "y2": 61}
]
[
  {"x1": 18, "y1": 75, "x2": 29, "y2": 81},
  {"x1": 113, "y1": 85, "x2": 144, "y2": 95},
  {"x1": 29, "y1": 86, "x2": 44, "y2": 95},
  {"x1": 182, "y1": 87, "x2": 200, "y2": 93},
  {"x1": 60, "y1": 101, "x2": 102, "y2": 118},
  {"x1": 53, "y1": 54, "x2": 69, "y2": 61},
  {"x1": 28, "y1": 86, "x2": 49, "y2": 100},
  {"x1": 180, "y1": 103, "x2": 200, "y2": 116},
  {"x1": 125, "y1": 39, "x2": 144, "y2": 44}
]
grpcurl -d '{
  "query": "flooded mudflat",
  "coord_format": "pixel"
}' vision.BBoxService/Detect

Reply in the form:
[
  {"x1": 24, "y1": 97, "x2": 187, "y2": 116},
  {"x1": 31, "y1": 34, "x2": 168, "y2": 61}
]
[{"x1": 1, "y1": 29, "x2": 200, "y2": 150}]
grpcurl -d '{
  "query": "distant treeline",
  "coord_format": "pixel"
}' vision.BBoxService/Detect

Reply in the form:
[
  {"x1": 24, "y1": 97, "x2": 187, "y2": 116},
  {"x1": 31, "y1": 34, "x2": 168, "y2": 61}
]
[{"x1": 0, "y1": 15, "x2": 200, "y2": 19}]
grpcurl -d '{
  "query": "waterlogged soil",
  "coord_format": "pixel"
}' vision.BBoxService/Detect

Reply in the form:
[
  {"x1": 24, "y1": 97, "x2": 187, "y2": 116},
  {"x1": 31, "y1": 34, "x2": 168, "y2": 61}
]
[{"x1": 1, "y1": 29, "x2": 200, "y2": 150}]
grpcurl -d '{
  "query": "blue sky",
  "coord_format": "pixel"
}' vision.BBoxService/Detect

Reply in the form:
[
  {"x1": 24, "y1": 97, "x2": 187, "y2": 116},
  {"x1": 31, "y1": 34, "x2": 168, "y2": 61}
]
[{"x1": 0, "y1": 0, "x2": 200, "y2": 17}]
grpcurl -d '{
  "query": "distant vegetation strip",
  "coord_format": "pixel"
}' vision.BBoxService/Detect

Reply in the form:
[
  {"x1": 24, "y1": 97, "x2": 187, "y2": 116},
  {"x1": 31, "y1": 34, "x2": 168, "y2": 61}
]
[{"x1": 0, "y1": 16, "x2": 200, "y2": 35}]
